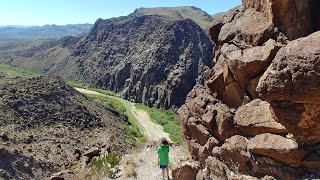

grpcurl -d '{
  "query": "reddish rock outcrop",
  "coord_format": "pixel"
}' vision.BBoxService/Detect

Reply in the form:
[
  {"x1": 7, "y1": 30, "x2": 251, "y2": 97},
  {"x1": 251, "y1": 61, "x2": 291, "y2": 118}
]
[
  {"x1": 178, "y1": 85, "x2": 242, "y2": 162},
  {"x1": 242, "y1": 0, "x2": 314, "y2": 40},
  {"x1": 218, "y1": 9, "x2": 274, "y2": 47},
  {"x1": 209, "y1": 6, "x2": 245, "y2": 46},
  {"x1": 206, "y1": 40, "x2": 282, "y2": 108},
  {"x1": 178, "y1": 0, "x2": 320, "y2": 179},
  {"x1": 205, "y1": 156, "x2": 229, "y2": 179},
  {"x1": 234, "y1": 99, "x2": 287, "y2": 136},
  {"x1": 213, "y1": 135, "x2": 255, "y2": 174},
  {"x1": 172, "y1": 160, "x2": 200, "y2": 180},
  {"x1": 225, "y1": 39, "x2": 282, "y2": 89},
  {"x1": 257, "y1": 31, "x2": 320, "y2": 144},
  {"x1": 248, "y1": 133, "x2": 308, "y2": 167}
]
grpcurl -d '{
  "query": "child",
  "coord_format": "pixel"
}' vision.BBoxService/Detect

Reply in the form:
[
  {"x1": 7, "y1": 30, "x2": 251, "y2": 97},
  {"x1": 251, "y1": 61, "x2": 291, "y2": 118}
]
[{"x1": 157, "y1": 137, "x2": 170, "y2": 180}]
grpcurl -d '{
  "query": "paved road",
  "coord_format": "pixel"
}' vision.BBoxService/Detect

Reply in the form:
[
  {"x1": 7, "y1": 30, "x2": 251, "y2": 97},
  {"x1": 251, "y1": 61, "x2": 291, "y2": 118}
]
[{"x1": 75, "y1": 87, "x2": 171, "y2": 142}]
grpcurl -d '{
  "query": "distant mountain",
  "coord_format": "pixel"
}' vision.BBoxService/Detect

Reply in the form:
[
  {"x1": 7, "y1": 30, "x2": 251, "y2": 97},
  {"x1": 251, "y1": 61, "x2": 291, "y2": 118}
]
[
  {"x1": 0, "y1": 14, "x2": 213, "y2": 109},
  {"x1": 0, "y1": 24, "x2": 93, "y2": 40},
  {"x1": 132, "y1": 6, "x2": 214, "y2": 31}
]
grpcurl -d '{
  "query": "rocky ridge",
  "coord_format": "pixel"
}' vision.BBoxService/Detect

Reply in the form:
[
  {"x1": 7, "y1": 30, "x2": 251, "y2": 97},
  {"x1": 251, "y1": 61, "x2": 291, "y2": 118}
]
[
  {"x1": 131, "y1": 6, "x2": 215, "y2": 32},
  {"x1": 0, "y1": 77, "x2": 132, "y2": 179},
  {"x1": 0, "y1": 13, "x2": 213, "y2": 109},
  {"x1": 177, "y1": 0, "x2": 320, "y2": 179}
]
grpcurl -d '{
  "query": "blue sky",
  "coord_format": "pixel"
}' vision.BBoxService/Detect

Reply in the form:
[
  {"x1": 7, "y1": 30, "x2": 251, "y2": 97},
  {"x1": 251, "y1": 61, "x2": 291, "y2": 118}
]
[{"x1": 0, "y1": 0, "x2": 241, "y2": 26}]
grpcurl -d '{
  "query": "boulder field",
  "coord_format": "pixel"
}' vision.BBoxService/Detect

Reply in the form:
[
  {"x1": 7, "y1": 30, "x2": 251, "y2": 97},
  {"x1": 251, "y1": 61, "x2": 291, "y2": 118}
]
[{"x1": 176, "y1": 0, "x2": 320, "y2": 179}]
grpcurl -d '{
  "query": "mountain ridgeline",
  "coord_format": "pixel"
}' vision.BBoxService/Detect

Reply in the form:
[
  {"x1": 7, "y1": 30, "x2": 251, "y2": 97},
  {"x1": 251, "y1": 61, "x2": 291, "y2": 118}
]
[
  {"x1": 0, "y1": 24, "x2": 93, "y2": 40},
  {"x1": 0, "y1": 12, "x2": 214, "y2": 108},
  {"x1": 131, "y1": 6, "x2": 215, "y2": 31}
]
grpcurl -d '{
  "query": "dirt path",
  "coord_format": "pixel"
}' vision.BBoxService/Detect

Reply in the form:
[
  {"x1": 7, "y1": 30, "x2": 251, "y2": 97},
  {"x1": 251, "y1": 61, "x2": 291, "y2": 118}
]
[
  {"x1": 131, "y1": 106, "x2": 171, "y2": 142},
  {"x1": 75, "y1": 87, "x2": 186, "y2": 180},
  {"x1": 74, "y1": 87, "x2": 172, "y2": 142},
  {"x1": 75, "y1": 87, "x2": 103, "y2": 96},
  {"x1": 112, "y1": 143, "x2": 188, "y2": 180}
]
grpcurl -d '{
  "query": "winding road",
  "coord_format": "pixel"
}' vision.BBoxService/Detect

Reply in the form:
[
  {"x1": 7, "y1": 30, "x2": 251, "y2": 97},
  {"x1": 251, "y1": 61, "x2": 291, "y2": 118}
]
[{"x1": 74, "y1": 87, "x2": 171, "y2": 142}]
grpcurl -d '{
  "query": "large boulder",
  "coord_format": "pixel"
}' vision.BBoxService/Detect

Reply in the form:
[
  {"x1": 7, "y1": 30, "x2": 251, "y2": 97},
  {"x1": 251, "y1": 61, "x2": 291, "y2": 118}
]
[
  {"x1": 257, "y1": 31, "x2": 320, "y2": 101},
  {"x1": 205, "y1": 156, "x2": 229, "y2": 179},
  {"x1": 218, "y1": 9, "x2": 274, "y2": 47},
  {"x1": 198, "y1": 137, "x2": 219, "y2": 165},
  {"x1": 209, "y1": 6, "x2": 245, "y2": 46},
  {"x1": 180, "y1": 85, "x2": 217, "y2": 120},
  {"x1": 211, "y1": 103, "x2": 240, "y2": 141},
  {"x1": 188, "y1": 140, "x2": 202, "y2": 160},
  {"x1": 242, "y1": 0, "x2": 314, "y2": 40},
  {"x1": 254, "y1": 156, "x2": 300, "y2": 179},
  {"x1": 179, "y1": 85, "x2": 241, "y2": 144},
  {"x1": 234, "y1": 99, "x2": 287, "y2": 136},
  {"x1": 225, "y1": 39, "x2": 282, "y2": 89},
  {"x1": 248, "y1": 133, "x2": 308, "y2": 167},
  {"x1": 178, "y1": 85, "x2": 216, "y2": 144},
  {"x1": 172, "y1": 160, "x2": 200, "y2": 180},
  {"x1": 257, "y1": 31, "x2": 320, "y2": 144},
  {"x1": 213, "y1": 135, "x2": 255, "y2": 174},
  {"x1": 187, "y1": 117, "x2": 211, "y2": 146},
  {"x1": 206, "y1": 50, "x2": 245, "y2": 108},
  {"x1": 206, "y1": 39, "x2": 281, "y2": 108}
]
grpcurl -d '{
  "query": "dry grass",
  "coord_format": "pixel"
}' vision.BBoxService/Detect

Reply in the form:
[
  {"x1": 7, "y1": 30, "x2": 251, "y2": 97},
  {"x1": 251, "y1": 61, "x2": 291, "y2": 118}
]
[
  {"x1": 72, "y1": 167, "x2": 104, "y2": 180},
  {"x1": 124, "y1": 164, "x2": 137, "y2": 178}
]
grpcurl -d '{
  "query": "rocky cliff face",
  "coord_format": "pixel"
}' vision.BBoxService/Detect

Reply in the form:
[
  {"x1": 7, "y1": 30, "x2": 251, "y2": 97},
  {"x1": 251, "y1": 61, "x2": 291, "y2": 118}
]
[
  {"x1": 0, "y1": 15, "x2": 213, "y2": 109},
  {"x1": 71, "y1": 15, "x2": 213, "y2": 108},
  {"x1": 242, "y1": 0, "x2": 320, "y2": 40},
  {"x1": 0, "y1": 77, "x2": 132, "y2": 179},
  {"x1": 177, "y1": 0, "x2": 320, "y2": 179}
]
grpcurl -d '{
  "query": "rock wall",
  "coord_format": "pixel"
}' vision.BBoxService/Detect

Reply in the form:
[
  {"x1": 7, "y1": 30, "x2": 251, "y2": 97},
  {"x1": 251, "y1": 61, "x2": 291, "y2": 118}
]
[
  {"x1": 74, "y1": 16, "x2": 213, "y2": 109},
  {"x1": 177, "y1": 1, "x2": 320, "y2": 179},
  {"x1": 242, "y1": 0, "x2": 320, "y2": 40}
]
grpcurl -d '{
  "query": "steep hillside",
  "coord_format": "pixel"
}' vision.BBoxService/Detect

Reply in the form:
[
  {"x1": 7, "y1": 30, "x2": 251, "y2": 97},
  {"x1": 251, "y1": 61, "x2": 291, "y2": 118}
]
[
  {"x1": 0, "y1": 76, "x2": 132, "y2": 179},
  {"x1": 0, "y1": 15, "x2": 213, "y2": 108},
  {"x1": 132, "y1": 6, "x2": 214, "y2": 31},
  {"x1": 175, "y1": 0, "x2": 320, "y2": 179}
]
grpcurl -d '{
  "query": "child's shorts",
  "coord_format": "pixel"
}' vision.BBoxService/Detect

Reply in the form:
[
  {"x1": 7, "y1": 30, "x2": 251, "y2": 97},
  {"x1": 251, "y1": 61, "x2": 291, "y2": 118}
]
[{"x1": 160, "y1": 165, "x2": 168, "y2": 169}]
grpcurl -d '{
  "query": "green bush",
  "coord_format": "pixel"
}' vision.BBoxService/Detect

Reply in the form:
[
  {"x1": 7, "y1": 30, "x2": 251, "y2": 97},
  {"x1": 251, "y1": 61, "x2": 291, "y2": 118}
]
[{"x1": 91, "y1": 153, "x2": 121, "y2": 177}]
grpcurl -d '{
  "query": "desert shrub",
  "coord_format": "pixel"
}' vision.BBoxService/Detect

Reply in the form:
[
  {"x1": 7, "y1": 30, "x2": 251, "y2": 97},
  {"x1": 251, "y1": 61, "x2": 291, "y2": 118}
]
[
  {"x1": 124, "y1": 163, "x2": 137, "y2": 178},
  {"x1": 91, "y1": 153, "x2": 121, "y2": 177}
]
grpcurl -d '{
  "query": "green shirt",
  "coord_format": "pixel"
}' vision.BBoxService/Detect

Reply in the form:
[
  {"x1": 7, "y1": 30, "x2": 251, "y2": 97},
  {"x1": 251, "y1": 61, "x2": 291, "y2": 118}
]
[{"x1": 157, "y1": 145, "x2": 169, "y2": 165}]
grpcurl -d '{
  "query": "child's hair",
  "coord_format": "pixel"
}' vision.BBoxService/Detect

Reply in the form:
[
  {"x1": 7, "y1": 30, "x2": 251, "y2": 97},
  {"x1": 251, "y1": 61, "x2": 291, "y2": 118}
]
[{"x1": 160, "y1": 137, "x2": 168, "y2": 146}]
